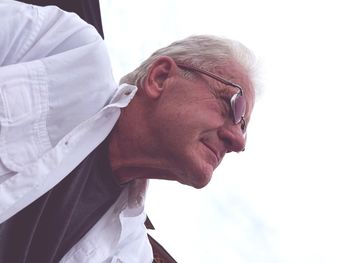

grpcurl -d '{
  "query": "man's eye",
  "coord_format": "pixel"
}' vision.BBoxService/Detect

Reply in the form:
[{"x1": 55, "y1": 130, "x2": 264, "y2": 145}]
[
  {"x1": 214, "y1": 90, "x2": 231, "y2": 117},
  {"x1": 217, "y1": 97, "x2": 230, "y2": 116},
  {"x1": 223, "y1": 97, "x2": 232, "y2": 115}
]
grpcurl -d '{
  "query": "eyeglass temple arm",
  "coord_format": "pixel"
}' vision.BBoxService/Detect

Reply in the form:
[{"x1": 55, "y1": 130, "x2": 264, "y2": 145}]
[{"x1": 176, "y1": 63, "x2": 243, "y2": 94}]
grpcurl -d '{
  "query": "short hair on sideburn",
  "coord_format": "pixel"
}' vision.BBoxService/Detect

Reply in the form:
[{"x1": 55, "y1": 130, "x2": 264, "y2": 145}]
[{"x1": 119, "y1": 35, "x2": 259, "y2": 93}]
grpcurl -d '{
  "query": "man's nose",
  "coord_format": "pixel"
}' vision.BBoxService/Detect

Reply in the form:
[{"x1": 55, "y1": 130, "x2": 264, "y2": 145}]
[{"x1": 217, "y1": 122, "x2": 246, "y2": 153}]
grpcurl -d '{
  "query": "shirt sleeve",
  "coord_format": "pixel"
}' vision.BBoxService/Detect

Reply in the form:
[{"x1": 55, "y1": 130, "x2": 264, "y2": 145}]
[
  {"x1": 0, "y1": 1, "x2": 109, "y2": 172},
  {"x1": 0, "y1": 1, "x2": 101, "y2": 66},
  {"x1": 0, "y1": 1, "x2": 118, "y2": 223}
]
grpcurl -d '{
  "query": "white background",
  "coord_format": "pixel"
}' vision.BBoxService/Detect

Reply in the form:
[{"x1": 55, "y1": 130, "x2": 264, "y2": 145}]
[{"x1": 100, "y1": 0, "x2": 350, "y2": 262}]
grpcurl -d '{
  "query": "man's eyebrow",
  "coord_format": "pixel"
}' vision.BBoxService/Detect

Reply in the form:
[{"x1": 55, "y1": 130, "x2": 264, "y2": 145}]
[{"x1": 214, "y1": 83, "x2": 237, "y2": 97}]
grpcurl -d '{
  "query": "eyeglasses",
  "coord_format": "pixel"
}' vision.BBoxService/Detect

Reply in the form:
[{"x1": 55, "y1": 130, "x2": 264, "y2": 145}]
[{"x1": 176, "y1": 63, "x2": 247, "y2": 133}]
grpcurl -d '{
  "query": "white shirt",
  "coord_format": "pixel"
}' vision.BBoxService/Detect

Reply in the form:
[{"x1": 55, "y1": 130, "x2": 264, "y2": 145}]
[{"x1": 0, "y1": 1, "x2": 152, "y2": 262}]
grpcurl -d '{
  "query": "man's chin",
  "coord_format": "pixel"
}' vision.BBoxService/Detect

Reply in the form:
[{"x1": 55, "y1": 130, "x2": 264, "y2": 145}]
[
  {"x1": 191, "y1": 179, "x2": 210, "y2": 189},
  {"x1": 180, "y1": 170, "x2": 213, "y2": 189},
  {"x1": 174, "y1": 156, "x2": 215, "y2": 188}
]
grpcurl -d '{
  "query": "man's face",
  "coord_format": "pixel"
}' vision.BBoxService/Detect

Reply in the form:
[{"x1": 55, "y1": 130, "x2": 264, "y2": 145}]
[{"x1": 146, "y1": 61, "x2": 255, "y2": 188}]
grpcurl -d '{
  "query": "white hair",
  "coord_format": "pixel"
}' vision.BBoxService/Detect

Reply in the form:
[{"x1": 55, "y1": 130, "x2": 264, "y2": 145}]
[{"x1": 120, "y1": 35, "x2": 259, "y2": 92}]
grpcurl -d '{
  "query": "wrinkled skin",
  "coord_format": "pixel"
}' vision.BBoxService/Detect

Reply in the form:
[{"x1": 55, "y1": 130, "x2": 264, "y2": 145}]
[{"x1": 108, "y1": 56, "x2": 255, "y2": 189}]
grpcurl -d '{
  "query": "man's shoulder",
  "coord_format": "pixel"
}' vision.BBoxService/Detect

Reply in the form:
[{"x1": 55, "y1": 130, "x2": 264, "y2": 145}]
[{"x1": 0, "y1": 1, "x2": 102, "y2": 65}]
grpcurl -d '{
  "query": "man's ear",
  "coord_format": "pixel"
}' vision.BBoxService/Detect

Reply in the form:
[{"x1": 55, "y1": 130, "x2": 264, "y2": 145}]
[{"x1": 143, "y1": 56, "x2": 177, "y2": 99}]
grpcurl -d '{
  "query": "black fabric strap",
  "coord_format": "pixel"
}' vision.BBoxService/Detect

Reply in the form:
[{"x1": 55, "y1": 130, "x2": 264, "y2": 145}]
[{"x1": 0, "y1": 141, "x2": 123, "y2": 263}]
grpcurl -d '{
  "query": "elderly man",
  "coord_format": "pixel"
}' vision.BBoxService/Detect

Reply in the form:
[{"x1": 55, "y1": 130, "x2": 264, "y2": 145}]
[{"x1": 0, "y1": 1, "x2": 256, "y2": 262}]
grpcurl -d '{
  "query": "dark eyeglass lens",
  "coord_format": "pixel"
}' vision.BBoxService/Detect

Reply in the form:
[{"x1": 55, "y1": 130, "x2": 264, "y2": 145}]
[{"x1": 231, "y1": 94, "x2": 246, "y2": 124}]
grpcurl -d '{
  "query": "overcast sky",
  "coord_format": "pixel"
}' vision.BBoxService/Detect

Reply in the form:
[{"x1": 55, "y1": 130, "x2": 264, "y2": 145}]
[{"x1": 100, "y1": 0, "x2": 350, "y2": 262}]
